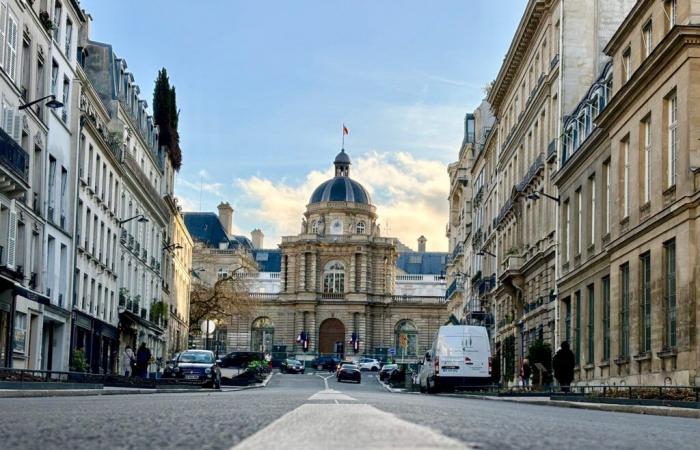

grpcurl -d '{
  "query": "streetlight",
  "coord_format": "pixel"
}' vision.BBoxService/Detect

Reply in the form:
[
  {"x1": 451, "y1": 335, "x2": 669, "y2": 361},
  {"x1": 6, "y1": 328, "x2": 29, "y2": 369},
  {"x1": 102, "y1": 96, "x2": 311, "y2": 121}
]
[
  {"x1": 163, "y1": 243, "x2": 183, "y2": 252},
  {"x1": 477, "y1": 250, "x2": 497, "y2": 258},
  {"x1": 527, "y1": 190, "x2": 560, "y2": 204},
  {"x1": 118, "y1": 214, "x2": 149, "y2": 225},
  {"x1": 18, "y1": 94, "x2": 64, "y2": 110}
]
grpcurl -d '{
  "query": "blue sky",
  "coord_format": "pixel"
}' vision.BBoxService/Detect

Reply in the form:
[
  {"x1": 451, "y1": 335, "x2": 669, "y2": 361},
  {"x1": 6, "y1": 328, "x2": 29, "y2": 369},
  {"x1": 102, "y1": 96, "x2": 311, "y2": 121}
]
[{"x1": 82, "y1": 0, "x2": 526, "y2": 251}]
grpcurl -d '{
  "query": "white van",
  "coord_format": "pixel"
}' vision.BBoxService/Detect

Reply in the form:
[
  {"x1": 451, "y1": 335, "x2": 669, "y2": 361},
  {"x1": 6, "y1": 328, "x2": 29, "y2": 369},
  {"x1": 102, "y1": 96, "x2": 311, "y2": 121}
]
[{"x1": 418, "y1": 325, "x2": 491, "y2": 393}]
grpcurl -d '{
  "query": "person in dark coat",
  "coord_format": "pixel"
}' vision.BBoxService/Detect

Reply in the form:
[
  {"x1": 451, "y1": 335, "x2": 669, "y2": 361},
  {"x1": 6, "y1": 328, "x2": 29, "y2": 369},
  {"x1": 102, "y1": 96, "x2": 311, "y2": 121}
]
[
  {"x1": 552, "y1": 341, "x2": 575, "y2": 392},
  {"x1": 135, "y1": 342, "x2": 152, "y2": 378},
  {"x1": 521, "y1": 358, "x2": 531, "y2": 388}
]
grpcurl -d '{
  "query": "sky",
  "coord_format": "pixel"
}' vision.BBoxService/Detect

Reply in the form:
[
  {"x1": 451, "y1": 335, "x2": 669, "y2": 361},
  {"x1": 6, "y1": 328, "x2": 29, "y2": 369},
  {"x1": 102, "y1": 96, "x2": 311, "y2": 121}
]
[{"x1": 81, "y1": 0, "x2": 526, "y2": 252}]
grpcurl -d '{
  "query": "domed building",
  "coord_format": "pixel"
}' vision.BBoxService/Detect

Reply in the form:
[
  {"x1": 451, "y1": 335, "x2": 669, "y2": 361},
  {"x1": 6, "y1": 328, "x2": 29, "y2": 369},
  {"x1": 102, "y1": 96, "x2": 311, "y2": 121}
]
[{"x1": 185, "y1": 150, "x2": 448, "y2": 362}]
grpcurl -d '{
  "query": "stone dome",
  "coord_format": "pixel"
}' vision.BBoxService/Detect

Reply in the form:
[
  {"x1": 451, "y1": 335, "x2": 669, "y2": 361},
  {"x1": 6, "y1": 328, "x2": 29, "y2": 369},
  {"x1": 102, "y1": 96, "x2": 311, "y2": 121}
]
[{"x1": 309, "y1": 149, "x2": 371, "y2": 205}]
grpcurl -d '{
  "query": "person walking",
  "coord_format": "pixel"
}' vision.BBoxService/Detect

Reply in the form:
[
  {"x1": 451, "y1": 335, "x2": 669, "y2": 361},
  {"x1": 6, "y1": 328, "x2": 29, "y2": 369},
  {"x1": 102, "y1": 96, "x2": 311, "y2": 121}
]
[
  {"x1": 122, "y1": 346, "x2": 135, "y2": 377},
  {"x1": 521, "y1": 358, "x2": 531, "y2": 388},
  {"x1": 135, "y1": 342, "x2": 152, "y2": 378},
  {"x1": 552, "y1": 341, "x2": 575, "y2": 392}
]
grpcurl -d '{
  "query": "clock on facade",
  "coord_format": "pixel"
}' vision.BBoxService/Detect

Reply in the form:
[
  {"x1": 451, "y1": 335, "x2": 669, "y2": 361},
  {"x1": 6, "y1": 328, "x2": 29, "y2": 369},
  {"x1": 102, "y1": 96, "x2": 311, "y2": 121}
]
[{"x1": 330, "y1": 219, "x2": 343, "y2": 235}]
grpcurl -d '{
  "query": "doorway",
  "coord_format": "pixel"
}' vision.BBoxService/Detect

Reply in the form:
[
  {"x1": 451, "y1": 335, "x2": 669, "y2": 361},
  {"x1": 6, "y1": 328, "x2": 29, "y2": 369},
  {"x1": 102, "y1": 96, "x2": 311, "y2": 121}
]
[{"x1": 318, "y1": 318, "x2": 345, "y2": 356}]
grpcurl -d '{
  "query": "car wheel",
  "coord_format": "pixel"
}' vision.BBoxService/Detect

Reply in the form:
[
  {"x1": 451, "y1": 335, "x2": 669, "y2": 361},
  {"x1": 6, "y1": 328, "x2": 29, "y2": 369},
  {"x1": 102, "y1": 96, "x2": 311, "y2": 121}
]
[{"x1": 317, "y1": 364, "x2": 323, "y2": 371}]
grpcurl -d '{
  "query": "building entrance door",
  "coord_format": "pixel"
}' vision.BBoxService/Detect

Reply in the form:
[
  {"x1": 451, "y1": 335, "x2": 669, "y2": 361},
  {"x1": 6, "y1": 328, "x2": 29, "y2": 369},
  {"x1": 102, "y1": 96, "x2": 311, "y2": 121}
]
[{"x1": 319, "y1": 318, "x2": 345, "y2": 356}]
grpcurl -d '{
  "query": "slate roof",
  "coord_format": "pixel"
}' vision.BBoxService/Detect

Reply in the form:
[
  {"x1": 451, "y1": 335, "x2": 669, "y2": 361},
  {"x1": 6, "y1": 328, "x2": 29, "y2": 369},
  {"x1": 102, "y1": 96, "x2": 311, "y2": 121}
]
[
  {"x1": 396, "y1": 252, "x2": 447, "y2": 275},
  {"x1": 253, "y1": 249, "x2": 283, "y2": 272},
  {"x1": 182, "y1": 212, "x2": 254, "y2": 252}
]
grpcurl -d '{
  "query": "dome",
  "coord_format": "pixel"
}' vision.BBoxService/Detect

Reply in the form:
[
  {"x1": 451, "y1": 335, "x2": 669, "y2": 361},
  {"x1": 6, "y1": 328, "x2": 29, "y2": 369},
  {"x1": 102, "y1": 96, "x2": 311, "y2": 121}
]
[
  {"x1": 309, "y1": 177, "x2": 371, "y2": 204},
  {"x1": 334, "y1": 149, "x2": 351, "y2": 164}
]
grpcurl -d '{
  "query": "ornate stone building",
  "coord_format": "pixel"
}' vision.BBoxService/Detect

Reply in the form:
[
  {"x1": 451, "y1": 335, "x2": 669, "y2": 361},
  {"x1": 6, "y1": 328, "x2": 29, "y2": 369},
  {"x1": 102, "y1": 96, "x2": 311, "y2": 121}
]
[{"x1": 185, "y1": 150, "x2": 448, "y2": 362}]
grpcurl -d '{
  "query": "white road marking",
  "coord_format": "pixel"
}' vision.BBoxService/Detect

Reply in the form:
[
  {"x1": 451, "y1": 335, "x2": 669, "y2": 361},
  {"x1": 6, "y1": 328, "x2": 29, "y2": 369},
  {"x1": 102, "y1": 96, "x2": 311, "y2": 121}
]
[
  {"x1": 315, "y1": 373, "x2": 335, "y2": 390},
  {"x1": 229, "y1": 404, "x2": 470, "y2": 450},
  {"x1": 308, "y1": 389, "x2": 356, "y2": 401}
]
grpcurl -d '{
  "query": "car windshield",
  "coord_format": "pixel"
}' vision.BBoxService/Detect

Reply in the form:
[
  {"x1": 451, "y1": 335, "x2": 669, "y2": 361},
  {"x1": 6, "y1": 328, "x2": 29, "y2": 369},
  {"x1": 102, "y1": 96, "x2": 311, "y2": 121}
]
[
  {"x1": 178, "y1": 352, "x2": 214, "y2": 364},
  {"x1": 288, "y1": 360, "x2": 301, "y2": 365},
  {"x1": 382, "y1": 364, "x2": 397, "y2": 370},
  {"x1": 342, "y1": 364, "x2": 358, "y2": 369}
]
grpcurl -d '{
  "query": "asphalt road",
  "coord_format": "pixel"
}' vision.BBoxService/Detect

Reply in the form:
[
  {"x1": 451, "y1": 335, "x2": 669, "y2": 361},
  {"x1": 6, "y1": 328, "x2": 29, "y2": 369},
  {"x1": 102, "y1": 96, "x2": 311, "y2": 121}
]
[{"x1": 1, "y1": 370, "x2": 699, "y2": 449}]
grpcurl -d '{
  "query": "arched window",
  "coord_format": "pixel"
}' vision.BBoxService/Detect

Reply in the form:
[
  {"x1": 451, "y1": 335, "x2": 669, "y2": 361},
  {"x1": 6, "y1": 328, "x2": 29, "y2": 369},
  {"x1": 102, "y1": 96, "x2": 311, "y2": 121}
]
[
  {"x1": 394, "y1": 320, "x2": 418, "y2": 356},
  {"x1": 356, "y1": 221, "x2": 365, "y2": 234},
  {"x1": 323, "y1": 261, "x2": 345, "y2": 293},
  {"x1": 311, "y1": 220, "x2": 318, "y2": 234},
  {"x1": 251, "y1": 317, "x2": 274, "y2": 352}
]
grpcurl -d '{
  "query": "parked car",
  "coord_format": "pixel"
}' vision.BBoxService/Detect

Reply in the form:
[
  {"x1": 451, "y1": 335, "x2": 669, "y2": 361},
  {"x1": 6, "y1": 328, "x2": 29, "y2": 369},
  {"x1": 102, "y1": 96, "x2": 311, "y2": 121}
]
[
  {"x1": 220, "y1": 351, "x2": 266, "y2": 369},
  {"x1": 161, "y1": 352, "x2": 180, "y2": 378},
  {"x1": 280, "y1": 359, "x2": 305, "y2": 374},
  {"x1": 167, "y1": 350, "x2": 222, "y2": 389},
  {"x1": 419, "y1": 325, "x2": 491, "y2": 393},
  {"x1": 336, "y1": 363, "x2": 361, "y2": 383},
  {"x1": 357, "y1": 357, "x2": 381, "y2": 371},
  {"x1": 311, "y1": 355, "x2": 341, "y2": 371},
  {"x1": 379, "y1": 363, "x2": 398, "y2": 382}
]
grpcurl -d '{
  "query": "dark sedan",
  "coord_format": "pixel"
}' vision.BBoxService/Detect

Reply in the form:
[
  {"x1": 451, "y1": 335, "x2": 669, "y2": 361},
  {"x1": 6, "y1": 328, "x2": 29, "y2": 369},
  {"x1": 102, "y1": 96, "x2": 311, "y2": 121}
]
[
  {"x1": 167, "y1": 350, "x2": 221, "y2": 389},
  {"x1": 280, "y1": 359, "x2": 305, "y2": 374},
  {"x1": 379, "y1": 363, "x2": 398, "y2": 382},
  {"x1": 311, "y1": 356, "x2": 341, "y2": 371},
  {"x1": 336, "y1": 363, "x2": 361, "y2": 383}
]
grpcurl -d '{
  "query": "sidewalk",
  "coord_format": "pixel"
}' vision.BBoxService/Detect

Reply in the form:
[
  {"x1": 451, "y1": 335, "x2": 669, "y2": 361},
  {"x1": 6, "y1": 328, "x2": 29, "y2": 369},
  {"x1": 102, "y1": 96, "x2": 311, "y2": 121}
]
[
  {"x1": 0, "y1": 372, "x2": 275, "y2": 399},
  {"x1": 439, "y1": 393, "x2": 700, "y2": 419}
]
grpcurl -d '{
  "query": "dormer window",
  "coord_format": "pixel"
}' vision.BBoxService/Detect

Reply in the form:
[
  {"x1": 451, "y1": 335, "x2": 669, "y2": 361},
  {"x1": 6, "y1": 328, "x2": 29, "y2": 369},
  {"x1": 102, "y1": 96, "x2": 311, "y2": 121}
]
[{"x1": 311, "y1": 220, "x2": 318, "y2": 234}]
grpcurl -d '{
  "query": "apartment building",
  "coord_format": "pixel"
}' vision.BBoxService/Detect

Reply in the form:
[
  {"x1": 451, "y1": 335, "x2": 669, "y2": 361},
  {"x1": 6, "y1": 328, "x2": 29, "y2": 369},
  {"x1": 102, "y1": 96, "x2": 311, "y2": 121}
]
[
  {"x1": 164, "y1": 195, "x2": 192, "y2": 355},
  {"x1": 554, "y1": 0, "x2": 699, "y2": 385},
  {"x1": 485, "y1": 0, "x2": 634, "y2": 385}
]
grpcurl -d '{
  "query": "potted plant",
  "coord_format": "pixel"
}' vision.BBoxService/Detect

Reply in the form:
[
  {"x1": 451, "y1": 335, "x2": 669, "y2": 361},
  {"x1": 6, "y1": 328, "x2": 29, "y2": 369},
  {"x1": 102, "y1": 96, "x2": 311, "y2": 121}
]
[{"x1": 38, "y1": 11, "x2": 55, "y2": 33}]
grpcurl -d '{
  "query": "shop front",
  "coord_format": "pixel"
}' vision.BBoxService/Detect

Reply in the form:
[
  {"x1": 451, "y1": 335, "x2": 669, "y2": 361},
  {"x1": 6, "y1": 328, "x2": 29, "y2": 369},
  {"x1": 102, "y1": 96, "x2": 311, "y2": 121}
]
[{"x1": 70, "y1": 310, "x2": 119, "y2": 374}]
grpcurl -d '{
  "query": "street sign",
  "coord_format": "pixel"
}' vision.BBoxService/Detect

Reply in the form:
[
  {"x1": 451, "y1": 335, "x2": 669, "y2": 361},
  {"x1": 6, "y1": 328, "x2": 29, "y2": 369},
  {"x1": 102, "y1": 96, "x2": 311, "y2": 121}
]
[{"x1": 388, "y1": 347, "x2": 396, "y2": 356}]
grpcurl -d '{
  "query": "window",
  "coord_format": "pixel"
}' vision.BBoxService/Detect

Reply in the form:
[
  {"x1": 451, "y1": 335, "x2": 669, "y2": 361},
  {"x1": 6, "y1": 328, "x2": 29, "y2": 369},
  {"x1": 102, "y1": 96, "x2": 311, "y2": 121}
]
[
  {"x1": 576, "y1": 189, "x2": 582, "y2": 255},
  {"x1": 564, "y1": 297, "x2": 571, "y2": 345},
  {"x1": 667, "y1": 91, "x2": 678, "y2": 187},
  {"x1": 663, "y1": 240, "x2": 676, "y2": 348},
  {"x1": 65, "y1": 18, "x2": 73, "y2": 57},
  {"x1": 51, "y1": 60, "x2": 58, "y2": 96},
  {"x1": 563, "y1": 199, "x2": 570, "y2": 261},
  {"x1": 640, "y1": 253, "x2": 651, "y2": 352},
  {"x1": 622, "y1": 47, "x2": 631, "y2": 82},
  {"x1": 61, "y1": 77, "x2": 69, "y2": 122},
  {"x1": 604, "y1": 161, "x2": 610, "y2": 233},
  {"x1": 642, "y1": 20, "x2": 653, "y2": 58},
  {"x1": 2, "y1": 9, "x2": 18, "y2": 81},
  {"x1": 48, "y1": 156, "x2": 56, "y2": 221},
  {"x1": 60, "y1": 168, "x2": 67, "y2": 227},
  {"x1": 642, "y1": 116, "x2": 652, "y2": 204},
  {"x1": 587, "y1": 284, "x2": 595, "y2": 364},
  {"x1": 620, "y1": 263, "x2": 630, "y2": 357},
  {"x1": 574, "y1": 291, "x2": 581, "y2": 365},
  {"x1": 20, "y1": 37, "x2": 30, "y2": 100},
  {"x1": 622, "y1": 138, "x2": 630, "y2": 217},
  {"x1": 589, "y1": 176, "x2": 595, "y2": 246},
  {"x1": 665, "y1": 0, "x2": 677, "y2": 32},
  {"x1": 52, "y1": 1, "x2": 62, "y2": 42},
  {"x1": 356, "y1": 221, "x2": 365, "y2": 235},
  {"x1": 394, "y1": 320, "x2": 418, "y2": 357},
  {"x1": 323, "y1": 261, "x2": 345, "y2": 294},
  {"x1": 602, "y1": 276, "x2": 611, "y2": 361},
  {"x1": 310, "y1": 220, "x2": 318, "y2": 234},
  {"x1": 217, "y1": 268, "x2": 228, "y2": 280},
  {"x1": 13, "y1": 311, "x2": 27, "y2": 353}
]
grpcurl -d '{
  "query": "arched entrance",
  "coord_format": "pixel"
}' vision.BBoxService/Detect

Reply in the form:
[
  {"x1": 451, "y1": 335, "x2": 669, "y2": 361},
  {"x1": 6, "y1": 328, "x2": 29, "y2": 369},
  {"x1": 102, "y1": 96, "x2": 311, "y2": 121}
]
[
  {"x1": 251, "y1": 317, "x2": 274, "y2": 353},
  {"x1": 319, "y1": 318, "x2": 345, "y2": 356}
]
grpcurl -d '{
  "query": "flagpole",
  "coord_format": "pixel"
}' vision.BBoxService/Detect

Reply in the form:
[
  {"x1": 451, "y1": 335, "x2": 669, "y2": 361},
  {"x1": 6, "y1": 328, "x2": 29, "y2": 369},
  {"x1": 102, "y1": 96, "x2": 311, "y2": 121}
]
[{"x1": 342, "y1": 124, "x2": 345, "y2": 149}]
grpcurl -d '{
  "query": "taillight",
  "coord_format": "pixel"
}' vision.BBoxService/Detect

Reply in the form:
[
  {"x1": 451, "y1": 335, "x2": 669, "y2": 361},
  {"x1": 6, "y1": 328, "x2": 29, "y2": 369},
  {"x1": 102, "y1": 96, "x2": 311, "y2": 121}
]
[
  {"x1": 434, "y1": 356, "x2": 440, "y2": 374},
  {"x1": 488, "y1": 356, "x2": 492, "y2": 374}
]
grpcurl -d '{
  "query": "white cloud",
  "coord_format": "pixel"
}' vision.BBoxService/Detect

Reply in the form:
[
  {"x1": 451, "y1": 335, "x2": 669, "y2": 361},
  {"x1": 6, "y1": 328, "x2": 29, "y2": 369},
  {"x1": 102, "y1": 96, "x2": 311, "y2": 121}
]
[{"x1": 236, "y1": 152, "x2": 449, "y2": 251}]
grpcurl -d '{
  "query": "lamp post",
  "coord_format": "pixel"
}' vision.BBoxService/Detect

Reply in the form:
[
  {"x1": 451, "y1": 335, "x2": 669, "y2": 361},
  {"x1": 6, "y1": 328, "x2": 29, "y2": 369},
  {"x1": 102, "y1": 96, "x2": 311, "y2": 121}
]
[
  {"x1": 18, "y1": 94, "x2": 64, "y2": 110},
  {"x1": 118, "y1": 214, "x2": 149, "y2": 226},
  {"x1": 526, "y1": 190, "x2": 560, "y2": 204}
]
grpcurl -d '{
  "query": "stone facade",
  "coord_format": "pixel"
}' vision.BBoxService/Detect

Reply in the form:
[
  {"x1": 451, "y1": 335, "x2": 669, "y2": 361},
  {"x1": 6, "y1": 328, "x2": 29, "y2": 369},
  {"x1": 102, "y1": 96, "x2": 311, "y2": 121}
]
[{"x1": 555, "y1": 0, "x2": 700, "y2": 386}]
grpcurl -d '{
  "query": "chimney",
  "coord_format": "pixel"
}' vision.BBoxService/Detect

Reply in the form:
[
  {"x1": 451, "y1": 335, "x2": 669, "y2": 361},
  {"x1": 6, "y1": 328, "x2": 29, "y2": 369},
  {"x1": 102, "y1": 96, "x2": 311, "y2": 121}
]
[
  {"x1": 217, "y1": 202, "x2": 234, "y2": 237},
  {"x1": 251, "y1": 229, "x2": 264, "y2": 249},
  {"x1": 417, "y1": 235, "x2": 427, "y2": 253}
]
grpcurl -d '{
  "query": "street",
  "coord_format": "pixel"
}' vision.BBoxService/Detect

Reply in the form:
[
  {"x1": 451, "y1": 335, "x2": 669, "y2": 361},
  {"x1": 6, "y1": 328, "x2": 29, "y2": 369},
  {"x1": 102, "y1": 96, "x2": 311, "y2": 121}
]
[{"x1": 1, "y1": 371, "x2": 699, "y2": 450}]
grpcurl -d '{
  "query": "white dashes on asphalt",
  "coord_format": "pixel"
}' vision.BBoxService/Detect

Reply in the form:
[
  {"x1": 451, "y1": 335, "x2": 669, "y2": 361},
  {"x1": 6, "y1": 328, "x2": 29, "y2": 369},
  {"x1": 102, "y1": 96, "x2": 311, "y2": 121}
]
[
  {"x1": 229, "y1": 403, "x2": 470, "y2": 450},
  {"x1": 307, "y1": 389, "x2": 356, "y2": 401}
]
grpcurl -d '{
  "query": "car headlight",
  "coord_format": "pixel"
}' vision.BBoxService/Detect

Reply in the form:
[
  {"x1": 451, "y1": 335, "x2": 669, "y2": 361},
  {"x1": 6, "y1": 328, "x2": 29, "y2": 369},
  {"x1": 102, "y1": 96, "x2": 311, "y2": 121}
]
[
  {"x1": 173, "y1": 367, "x2": 180, "y2": 373},
  {"x1": 205, "y1": 368, "x2": 212, "y2": 374}
]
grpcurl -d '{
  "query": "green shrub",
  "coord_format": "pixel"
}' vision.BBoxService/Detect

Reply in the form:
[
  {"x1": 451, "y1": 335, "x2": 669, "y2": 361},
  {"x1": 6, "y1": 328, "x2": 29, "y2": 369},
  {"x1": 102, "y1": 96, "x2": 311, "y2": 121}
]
[
  {"x1": 71, "y1": 349, "x2": 88, "y2": 373},
  {"x1": 526, "y1": 340, "x2": 553, "y2": 385}
]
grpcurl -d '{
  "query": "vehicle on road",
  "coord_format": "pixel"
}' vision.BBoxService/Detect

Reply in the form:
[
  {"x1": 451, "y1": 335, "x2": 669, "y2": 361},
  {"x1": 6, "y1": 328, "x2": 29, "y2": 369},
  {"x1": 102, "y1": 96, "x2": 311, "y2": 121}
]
[
  {"x1": 280, "y1": 359, "x2": 305, "y2": 374},
  {"x1": 166, "y1": 350, "x2": 222, "y2": 389},
  {"x1": 161, "y1": 352, "x2": 180, "y2": 378},
  {"x1": 357, "y1": 357, "x2": 381, "y2": 371},
  {"x1": 336, "y1": 363, "x2": 361, "y2": 383},
  {"x1": 419, "y1": 325, "x2": 491, "y2": 394},
  {"x1": 379, "y1": 363, "x2": 399, "y2": 382},
  {"x1": 311, "y1": 355, "x2": 341, "y2": 371},
  {"x1": 219, "y1": 351, "x2": 265, "y2": 369}
]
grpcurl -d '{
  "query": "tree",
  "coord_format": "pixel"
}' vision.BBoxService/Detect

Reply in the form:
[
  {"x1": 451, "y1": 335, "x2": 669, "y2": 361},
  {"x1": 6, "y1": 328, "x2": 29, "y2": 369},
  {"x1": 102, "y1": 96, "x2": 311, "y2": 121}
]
[
  {"x1": 526, "y1": 340, "x2": 553, "y2": 386},
  {"x1": 189, "y1": 267, "x2": 259, "y2": 331},
  {"x1": 153, "y1": 68, "x2": 182, "y2": 171}
]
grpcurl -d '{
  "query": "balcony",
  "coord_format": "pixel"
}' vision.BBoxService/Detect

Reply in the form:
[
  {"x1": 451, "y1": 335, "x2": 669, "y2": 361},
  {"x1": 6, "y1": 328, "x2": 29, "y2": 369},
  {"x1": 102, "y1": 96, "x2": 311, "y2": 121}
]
[
  {"x1": 120, "y1": 229, "x2": 127, "y2": 243},
  {"x1": 123, "y1": 152, "x2": 169, "y2": 219},
  {"x1": 501, "y1": 254, "x2": 524, "y2": 276},
  {"x1": 496, "y1": 197, "x2": 514, "y2": 227},
  {"x1": 0, "y1": 126, "x2": 29, "y2": 197},
  {"x1": 450, "y1": 243, "x2": 464, "y2": 261},
  {"x1": 547, "y1": 138, "x2": 557, "y2": 162},
  {"x1": 445, "y1": 279, "x2": 463, "y2": 301},
  {"x1": 516, "y1": 153, "x2": 544, "y2": 192},
  {"x1": 475, "y1": 275, "x2": 496, "y2": 296},
  {"x1": 320, "y1": 292, "x2": 344, "y2": 300}
]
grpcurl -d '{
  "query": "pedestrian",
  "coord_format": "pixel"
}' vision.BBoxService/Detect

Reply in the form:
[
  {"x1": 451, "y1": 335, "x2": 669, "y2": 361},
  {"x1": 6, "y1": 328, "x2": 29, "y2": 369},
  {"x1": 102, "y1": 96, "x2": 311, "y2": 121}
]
[
  {"x1": 122, "y1": 346, "x2": 135, "y2": 377},
  {"x1": 136, "y1": 342, "x2": 152, "y2": 378},
  {"x1": 521, "y1": 358, "x2": 531, "y2": 388},
  {"x1": 552, "y1": 341, "x2": 575, "y2": 392}
]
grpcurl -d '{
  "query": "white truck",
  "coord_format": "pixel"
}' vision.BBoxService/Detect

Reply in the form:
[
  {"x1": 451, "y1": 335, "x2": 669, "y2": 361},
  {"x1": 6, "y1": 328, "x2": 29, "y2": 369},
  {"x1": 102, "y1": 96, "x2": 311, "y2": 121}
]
[{"x1": 418, "y1": 325, "x2": 492, "y2": 393}]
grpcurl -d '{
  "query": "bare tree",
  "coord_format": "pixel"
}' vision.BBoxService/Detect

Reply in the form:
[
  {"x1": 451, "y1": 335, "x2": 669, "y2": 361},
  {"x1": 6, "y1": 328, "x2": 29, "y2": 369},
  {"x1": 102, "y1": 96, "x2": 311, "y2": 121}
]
[{"x1": 189, "y1": 267, "x2": 259, "y2": 329}]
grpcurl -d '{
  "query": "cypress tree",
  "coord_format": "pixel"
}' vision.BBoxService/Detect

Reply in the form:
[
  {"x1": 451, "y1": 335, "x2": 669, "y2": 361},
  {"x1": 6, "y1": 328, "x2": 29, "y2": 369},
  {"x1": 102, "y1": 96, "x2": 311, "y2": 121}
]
[{"x1": 153, "y1": 68, "x2": 182, "y2": 170}]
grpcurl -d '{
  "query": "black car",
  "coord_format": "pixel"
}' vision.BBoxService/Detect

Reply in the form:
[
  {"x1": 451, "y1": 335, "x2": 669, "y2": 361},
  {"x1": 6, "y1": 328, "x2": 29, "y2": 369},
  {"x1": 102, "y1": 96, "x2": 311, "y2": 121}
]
[
  {"x1": 336, "y1": 363, "x2": 361, "y2": 383},
  {"x1": 168, "y1": 350, "x2": 222, "y2": 388},
  {"x1": 161, "y1": 352, "x2": 180, "y2": 378},
  {"x1": 280, "y1": 359, "x2": 305, "y2": 374},
  {"x1": 220, "y1": 351, "x2": 266, "y2": 369},
  {"x1": 379, "y1": 363, "x2": 398, "y2": 382},
  {"x1": 311, "y1": 355, "x2": 341, "y2": 371}
]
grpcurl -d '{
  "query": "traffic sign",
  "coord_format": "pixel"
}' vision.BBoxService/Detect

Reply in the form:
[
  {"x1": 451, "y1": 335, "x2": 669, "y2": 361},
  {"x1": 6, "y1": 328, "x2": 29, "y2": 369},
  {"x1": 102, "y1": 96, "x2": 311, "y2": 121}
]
[{"x1": 388, "y1": 347, "x2": 396, "y2": 355}]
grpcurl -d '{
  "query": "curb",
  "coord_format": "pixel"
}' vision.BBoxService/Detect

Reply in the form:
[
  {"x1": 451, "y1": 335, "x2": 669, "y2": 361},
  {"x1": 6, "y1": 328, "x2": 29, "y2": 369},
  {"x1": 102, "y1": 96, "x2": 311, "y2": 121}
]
[
  {"x1": 435, "y1": 393, "x2": 700, "y2": 419},
  {"x1": 221, "y1": 372, "x2": 274, "y2": 392},
  {"x1": 0, "y1": 387, "x2": 220, "y2": 399}
]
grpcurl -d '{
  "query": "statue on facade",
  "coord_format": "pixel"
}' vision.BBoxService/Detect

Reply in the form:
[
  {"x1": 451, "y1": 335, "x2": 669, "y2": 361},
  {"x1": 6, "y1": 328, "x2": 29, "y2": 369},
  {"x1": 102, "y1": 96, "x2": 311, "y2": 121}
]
[
  {"x1": 317, "y1": 216, "x2": 325, "y2": 235},
  {"x1": 301, "y1": 218, "x2": 307, "y2": 234}
]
